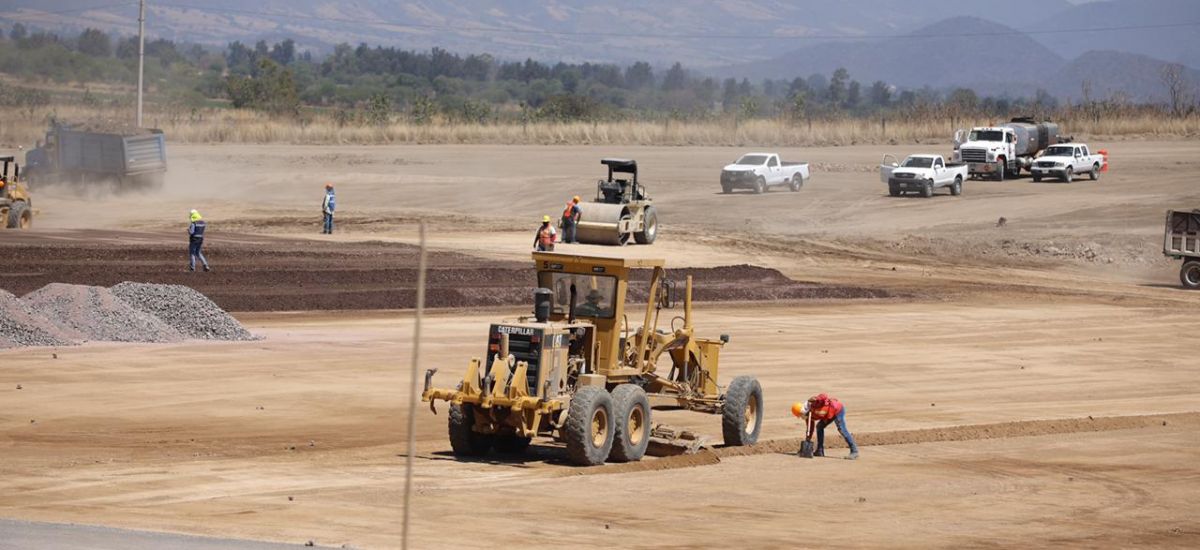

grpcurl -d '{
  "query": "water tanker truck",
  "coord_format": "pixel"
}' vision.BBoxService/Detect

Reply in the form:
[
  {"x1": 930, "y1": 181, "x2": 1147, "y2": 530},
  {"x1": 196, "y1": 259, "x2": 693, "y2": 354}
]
[{"x1": 953, "y1": 117, "x2": 1070, "y2": 181}]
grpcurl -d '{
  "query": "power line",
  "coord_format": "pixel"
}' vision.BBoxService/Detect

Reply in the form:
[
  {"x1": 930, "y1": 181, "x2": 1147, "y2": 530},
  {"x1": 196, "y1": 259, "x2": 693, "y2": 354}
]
[
  {"x1": 14, "y1": 2, "x2": 138, "y2": 17},
  {"x1": 146, "y1": 2, "x2": 1200, "y2": 42}
]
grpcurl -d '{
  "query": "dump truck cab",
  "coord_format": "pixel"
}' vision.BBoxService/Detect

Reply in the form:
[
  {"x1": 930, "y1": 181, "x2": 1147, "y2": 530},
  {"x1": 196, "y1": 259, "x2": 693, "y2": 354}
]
[
  {"x1": 0, "y1": 156, "x2": 33, "y2": 229},
  {"x1": 422, "y1": 252, "x2": 763, "y2": 466}
]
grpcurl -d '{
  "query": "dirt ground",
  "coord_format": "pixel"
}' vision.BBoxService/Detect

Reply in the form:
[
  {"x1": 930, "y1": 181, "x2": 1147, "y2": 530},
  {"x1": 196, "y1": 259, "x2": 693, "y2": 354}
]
[{"x1": 2, "y1": 140, "x2": 1199, "y2": 548}]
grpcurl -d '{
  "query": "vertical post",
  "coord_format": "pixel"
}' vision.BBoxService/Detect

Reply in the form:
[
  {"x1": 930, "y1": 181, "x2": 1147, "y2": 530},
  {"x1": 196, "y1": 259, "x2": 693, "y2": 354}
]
[
  {"x1": 402, "y1": 221, "x2": 427, "y2": 550},
  {"x1": 137, "y1": 0, "x2": 146, "y2": 127},
  {"x1": 683, "y1": 276, "x2": 693, "y2": 330}
]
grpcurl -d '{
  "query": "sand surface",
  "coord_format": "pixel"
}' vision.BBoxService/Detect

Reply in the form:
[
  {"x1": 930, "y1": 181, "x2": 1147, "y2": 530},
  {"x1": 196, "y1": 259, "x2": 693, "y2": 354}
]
[{"x1": 2, "y1": 140, "x2": 1199, "y2": 548}]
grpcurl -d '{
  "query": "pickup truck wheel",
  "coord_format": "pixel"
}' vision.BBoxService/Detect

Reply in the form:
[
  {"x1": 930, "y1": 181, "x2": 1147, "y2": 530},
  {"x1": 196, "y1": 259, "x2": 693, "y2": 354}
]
[
  {"x1": 1063, "y1": 166, "x2": 1073, "y2": 183},
  {"x1": 950, "y1": 177, "x2": 962, "y2": 196},
  {"x1": 789, "y1": 174, "x2": 803, "y2": 192},
  {"x1": 721, "y1": 183, "x2": 732, "y2": 194},
  {"x1": 921, "y1": 182, "x2": 934, "y2": 198},
  {"x1": 1181, "y1": 260, "x2": 1200, "y2": 290},
  {"x1": 888, "y1": 183, "x2": 900, "y2": 197},
  {"x1": 1090, "y1": 164, "x2": 1100, "y2": 181},
  {"x1": 1032, "y1": 174, "x2": 1042, "y2": 182},
  {"x1": 753, "y1": 176, "x2": 766, "y2": 194}
]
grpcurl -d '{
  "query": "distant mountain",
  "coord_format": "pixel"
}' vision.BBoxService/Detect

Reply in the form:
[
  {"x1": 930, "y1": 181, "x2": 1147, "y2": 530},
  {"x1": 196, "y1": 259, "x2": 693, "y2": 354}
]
[
  {"x1": 1048, "y1": 50, "x2": 1200, "y2": 102},
  {"x1": 1, "y1": 0, "x2": 1071, "y2": 66},
  {"x1": 721, "y1": 17, "x2": 1065, "y2": 90},
  {"x1": 1028, "y1": 0, "x2": 1200, "y2": 70}
]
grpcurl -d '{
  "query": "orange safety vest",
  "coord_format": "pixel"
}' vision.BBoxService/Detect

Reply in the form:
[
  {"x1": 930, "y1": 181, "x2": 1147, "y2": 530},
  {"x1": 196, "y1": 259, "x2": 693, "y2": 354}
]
[
  {"x1": 538, "y1": 225, "x2": 555, "y2": 246},
  {"x1": 562, "y1": 202, "x2": 577, "y2": 220},
  {"x1": 809, "y1": 396, "x2": 844, "y2": 421}
]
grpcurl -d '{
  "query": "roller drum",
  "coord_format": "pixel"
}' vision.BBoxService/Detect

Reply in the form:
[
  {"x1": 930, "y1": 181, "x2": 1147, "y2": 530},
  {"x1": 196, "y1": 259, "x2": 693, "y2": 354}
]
[{"x1": 575, "y1": 202, "x2": 633, "y2": 246}]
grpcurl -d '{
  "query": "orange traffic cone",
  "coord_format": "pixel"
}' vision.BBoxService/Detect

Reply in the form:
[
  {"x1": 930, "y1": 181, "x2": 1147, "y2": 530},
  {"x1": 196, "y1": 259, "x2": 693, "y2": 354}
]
[{"x1": 1099, "y1": 149, "x2": 1109, "y2": 172}]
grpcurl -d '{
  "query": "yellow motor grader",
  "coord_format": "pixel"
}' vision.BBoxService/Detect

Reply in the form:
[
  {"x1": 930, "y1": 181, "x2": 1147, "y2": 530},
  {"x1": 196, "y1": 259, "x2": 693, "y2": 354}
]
[
  {"x1": 422, "y1": 252, "x2": 763, "y2": 466},
  {"x1": 1, "y1": 156, "x2": 33, "y2": 229}
]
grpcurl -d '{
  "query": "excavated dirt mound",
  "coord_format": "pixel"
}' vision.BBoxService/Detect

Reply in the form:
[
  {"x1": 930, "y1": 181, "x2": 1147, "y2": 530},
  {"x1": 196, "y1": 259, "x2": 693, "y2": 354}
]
[
  {"x1": 0, "y1": 231, "x2": 891, "y2": 312},
  {"x1": 22, "y1": 284, "x2": 184, "y2": 344},
  {"x1": 0, "y1": 290, "x2": 81, "y2": 349}
]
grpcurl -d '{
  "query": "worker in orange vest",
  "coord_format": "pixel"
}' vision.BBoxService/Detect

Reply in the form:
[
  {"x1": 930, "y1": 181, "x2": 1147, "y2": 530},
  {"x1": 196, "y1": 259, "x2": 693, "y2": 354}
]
[
  {"x1": 533, "y1": 215, "x2": 557, "y2": 252},
  {"x1": 561, "y1": 196, "x2": 582, "y2": 244},
  {"x1": 799, "y1": 393, "x2": 859, "y2": 460}
]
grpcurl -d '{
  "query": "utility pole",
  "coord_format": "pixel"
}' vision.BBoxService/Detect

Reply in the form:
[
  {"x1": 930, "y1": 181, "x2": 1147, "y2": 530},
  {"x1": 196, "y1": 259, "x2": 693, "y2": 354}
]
[{"x1": 137, "y1": 0, "x2": 146, "y2": 127}]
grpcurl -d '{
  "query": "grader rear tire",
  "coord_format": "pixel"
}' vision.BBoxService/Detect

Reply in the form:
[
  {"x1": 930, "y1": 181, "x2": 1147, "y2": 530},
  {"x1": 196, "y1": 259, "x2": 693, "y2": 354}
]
[
  {"x1": 722, "y1": 376, "x2": 763, "y2": 446},
  {"x1": 448, "y1": 403, "x2": 493, "y2": 458},
  {"x1": 608, "y1": 384, "x2": 650, "y2": 463},
  {"x1": 6, "y1": 201, "x2": 31, "y2": 229},
  {"x1": 565, "y1": 386, "x2": 615, "y2": 466}
]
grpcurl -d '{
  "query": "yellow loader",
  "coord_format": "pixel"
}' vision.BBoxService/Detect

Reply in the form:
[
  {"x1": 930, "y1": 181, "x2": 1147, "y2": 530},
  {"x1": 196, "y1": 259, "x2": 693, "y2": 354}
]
[
  {"x1": 422, "y1": 252, "x2": 764, "y2": 466},
  {"x1": 1, "y1": 156, "x2": 33, "y2": 229}
]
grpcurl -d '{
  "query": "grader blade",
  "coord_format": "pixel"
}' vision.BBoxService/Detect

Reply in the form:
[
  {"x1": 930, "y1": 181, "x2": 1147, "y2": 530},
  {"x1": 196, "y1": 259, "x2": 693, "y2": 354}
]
[{"x1": 646, "y1": 424, "x2": 712, "y2": 456}]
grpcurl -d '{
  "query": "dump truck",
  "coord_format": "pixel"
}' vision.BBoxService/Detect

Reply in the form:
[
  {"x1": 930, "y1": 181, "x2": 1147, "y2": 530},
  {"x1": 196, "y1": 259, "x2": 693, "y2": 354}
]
[
  {"x1": 422, "y1": 252, "x2": 764, "y2": 466},
  {"x1": 574, "y1": 159, "x2": 658, "y2": 246},
  {"x1": 1164, "y1": 209, "x2": 1200, "y2": 290},
  {"x1": 0, "y1": 156, "x2": 33, "y2": 229},
  {"x1": 953, "y1": 117, "x2": 1068, "y2": 180},
  {"x1": 23, "y1": 123, "x2": 167, "y2": 189}
]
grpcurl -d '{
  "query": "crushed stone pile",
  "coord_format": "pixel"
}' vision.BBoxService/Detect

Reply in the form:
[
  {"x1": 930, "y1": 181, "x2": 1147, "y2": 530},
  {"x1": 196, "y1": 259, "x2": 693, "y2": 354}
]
[
  {"x1": 110, "y1": 282, "x2": 256, "y2": 341},
  {"x1": 23, "y1": 283, "x2": 184, "y2": 343},
  {"x1": 0, "y1": 290, "x2": 80, "y2": 349}
]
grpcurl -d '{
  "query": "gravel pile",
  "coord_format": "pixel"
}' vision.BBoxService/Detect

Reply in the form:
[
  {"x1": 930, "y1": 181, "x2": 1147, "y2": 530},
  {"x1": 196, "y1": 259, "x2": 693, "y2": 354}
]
[
  {"x1": 0, "y1": 290, "x2": 80, "y2": 349},
  {"x1": 23, "y1": 284, "x2": 184, "y2": 343},
  {"x1": 110, "y1": 282, "x2": 255, "y2": 341}
]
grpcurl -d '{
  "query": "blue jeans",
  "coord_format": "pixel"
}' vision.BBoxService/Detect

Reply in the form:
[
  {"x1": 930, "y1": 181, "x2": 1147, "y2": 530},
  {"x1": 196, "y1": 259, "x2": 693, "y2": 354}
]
[
  {"x1": 323, "y1": 212, "x2": 334, "y2": 233},
  {"x1": 817, "y1": 408, "x2": 858, "y2": 454},
  {"x1": 561, "y1": 219, "x2": 576, "y2": 243},
  {"x1": 188, "y1": 239, "x2": 209, "y2": 270}
]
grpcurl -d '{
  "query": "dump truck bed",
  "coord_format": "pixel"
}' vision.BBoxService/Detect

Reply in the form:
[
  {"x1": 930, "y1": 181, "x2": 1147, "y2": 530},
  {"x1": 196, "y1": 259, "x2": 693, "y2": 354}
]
[
  {"x1": 1164, "y1": 210, "x2": 1200, "y2": 259},
  {"x1": 54, "y1": 130, "x2": 167, "y2": 177}
]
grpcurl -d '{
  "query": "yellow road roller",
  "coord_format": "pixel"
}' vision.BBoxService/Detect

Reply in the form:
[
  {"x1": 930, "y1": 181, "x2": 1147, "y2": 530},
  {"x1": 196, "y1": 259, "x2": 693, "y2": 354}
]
[{"x1": 575, "y1": 158, "x2": 658, "y2": 246}]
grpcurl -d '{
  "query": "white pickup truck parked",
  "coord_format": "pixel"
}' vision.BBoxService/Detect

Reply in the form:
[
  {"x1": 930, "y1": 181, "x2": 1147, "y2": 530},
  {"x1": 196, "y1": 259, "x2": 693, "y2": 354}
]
[
  {"x1": 880, "y1": 154, "x2": 969, "y2": 198},
  {"x1": 1030, "y1": 143, "x2": 1104, "y2": 183},
  {"x1": 720, "y1": 152, "x2": 810, "y2": 194}
]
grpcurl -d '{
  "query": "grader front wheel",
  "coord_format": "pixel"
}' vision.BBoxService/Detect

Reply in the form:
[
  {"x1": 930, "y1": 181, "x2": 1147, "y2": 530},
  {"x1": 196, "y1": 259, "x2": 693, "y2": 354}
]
[
  {"x1": 448, "y1": 403, "x2": 493, "y2": 457},
  {"x1": 721, "y1": 376, "x2": 763, "y2": 446},
  {"x1": 565, "y1": 386, "x2": 615, "y2": 466}
]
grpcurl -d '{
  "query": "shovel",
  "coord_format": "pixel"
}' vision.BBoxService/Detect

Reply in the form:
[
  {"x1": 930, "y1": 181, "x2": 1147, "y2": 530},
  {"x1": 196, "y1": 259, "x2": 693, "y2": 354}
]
[{"x1": 798, "y1": 439, "x2": 815, "y2": 459}]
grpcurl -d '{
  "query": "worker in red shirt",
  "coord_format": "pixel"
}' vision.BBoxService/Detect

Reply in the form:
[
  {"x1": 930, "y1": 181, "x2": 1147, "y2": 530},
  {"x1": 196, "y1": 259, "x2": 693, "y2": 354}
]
[{"x1": 800, "y1": 393, "x2": 859, "y2": 460}]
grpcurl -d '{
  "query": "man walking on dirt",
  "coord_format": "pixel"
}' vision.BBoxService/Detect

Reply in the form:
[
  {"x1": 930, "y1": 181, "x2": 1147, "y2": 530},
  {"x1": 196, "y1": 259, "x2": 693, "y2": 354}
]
[
  {"x1": 322, "y1": 183, "x2": 336, "y2": 234},
  {"x1": 534, "y1": 215, "x2": 557, "y2": 251},
  {"x1": 799, "y1": 393, "x2": 859, "y2": 460},
  {"x1": 561, "y1": 196, "x2": 582, "y2": 244},
  {"x1": 188, "y1": 209, "x2": 211, "y2": 272}
]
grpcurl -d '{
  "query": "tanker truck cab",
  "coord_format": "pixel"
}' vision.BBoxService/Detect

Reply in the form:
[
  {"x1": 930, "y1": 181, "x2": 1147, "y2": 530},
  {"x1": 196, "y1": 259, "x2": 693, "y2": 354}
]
[{"x1": 954, "y1": 126, "x2": 1018, "y2": 181}]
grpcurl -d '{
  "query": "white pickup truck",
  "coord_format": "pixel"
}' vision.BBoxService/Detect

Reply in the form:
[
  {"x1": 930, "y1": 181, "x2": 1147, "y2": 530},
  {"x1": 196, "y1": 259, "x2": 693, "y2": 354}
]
[
  {"x1": 880, "y1": 154, "x2": 969, "y2": 198},
  {"x1": 720, "y1": 152, "x2": 811, "y2": 194},
  {"x1": 1030, "y1": 143, "x2": 1104, "y2": 183}
]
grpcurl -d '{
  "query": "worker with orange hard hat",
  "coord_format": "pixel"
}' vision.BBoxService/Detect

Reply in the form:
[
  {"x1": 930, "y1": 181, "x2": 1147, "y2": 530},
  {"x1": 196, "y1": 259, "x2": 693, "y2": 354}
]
[
  {"x1": 561, "y1": 195, "x2": 582, "y2": 244},
  {"x1": 792, "y1": 393, "x2": 858, "y2": 460}
]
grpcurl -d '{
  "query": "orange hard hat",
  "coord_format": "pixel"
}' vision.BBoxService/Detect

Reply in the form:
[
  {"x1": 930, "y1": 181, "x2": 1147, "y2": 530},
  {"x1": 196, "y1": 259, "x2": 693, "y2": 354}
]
[
  {"x1": 791, "y1": 402, "x2": 805, "y2": 417},
  {"x1": 572, "y1": 195, "x2": 581, "y2": 203},
  {"x1": 325, "y1": 183, "x2": 334, "y2": 190}
]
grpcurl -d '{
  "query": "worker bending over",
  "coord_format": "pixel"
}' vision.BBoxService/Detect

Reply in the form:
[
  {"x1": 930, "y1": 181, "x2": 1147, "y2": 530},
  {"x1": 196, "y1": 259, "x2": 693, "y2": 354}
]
[{"x1": 799, "y1": 393, "x2": 859, "y2": 460}]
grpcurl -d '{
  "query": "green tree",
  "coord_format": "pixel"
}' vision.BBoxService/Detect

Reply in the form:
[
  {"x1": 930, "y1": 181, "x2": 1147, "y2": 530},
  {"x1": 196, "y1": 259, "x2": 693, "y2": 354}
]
[
  {"x1": 225, "y1": 58, "x2": 299, "y2": 115},
  {"x1": 365, "y1": 92, "x2": 391, "y2": 126},
  {"x1": 828, "y1": 68, "x2": 849, "y2": 107},
  {"x1": 10, "y1": 23, "x2": 27, "y2": 41},
  {"x1": 77, "y1": 28, "x2": 111, "y2": 57}
]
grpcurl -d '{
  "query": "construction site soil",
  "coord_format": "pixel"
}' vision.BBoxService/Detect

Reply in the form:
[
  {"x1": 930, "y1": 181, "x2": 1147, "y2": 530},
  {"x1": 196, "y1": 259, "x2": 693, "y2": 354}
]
[
  {"x1": 0, "y1": 231, "x2": 888, "y2": 312},
  {"x1": 1, "y1": 140, "x2": 1199, "y2": 548}
]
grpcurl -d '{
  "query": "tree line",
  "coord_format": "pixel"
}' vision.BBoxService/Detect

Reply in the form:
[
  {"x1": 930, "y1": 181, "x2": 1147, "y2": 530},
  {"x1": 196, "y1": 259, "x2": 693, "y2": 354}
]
[{"x1": 0, "y1": 23, "x2": 1187, "y2": 125}]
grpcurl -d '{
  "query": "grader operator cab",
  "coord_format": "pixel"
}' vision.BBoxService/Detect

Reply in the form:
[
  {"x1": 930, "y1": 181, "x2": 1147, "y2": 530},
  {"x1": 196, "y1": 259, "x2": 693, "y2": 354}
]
[
  {"x1": 1, "y1": 156, "x2": 33, "y2": 230},
  {"x1": 422, "y1": 252, "x2": 763, "y2": 466},
  {"x1": 574, "y1": 159, "x2": 659, "y2": 246}
]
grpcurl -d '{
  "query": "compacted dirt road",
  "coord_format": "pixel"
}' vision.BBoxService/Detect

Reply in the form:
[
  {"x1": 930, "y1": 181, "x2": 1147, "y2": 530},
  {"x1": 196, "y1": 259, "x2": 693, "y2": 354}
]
[{"x1": 1, "y1": 140, "x2": 1198, "y2": 548}]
